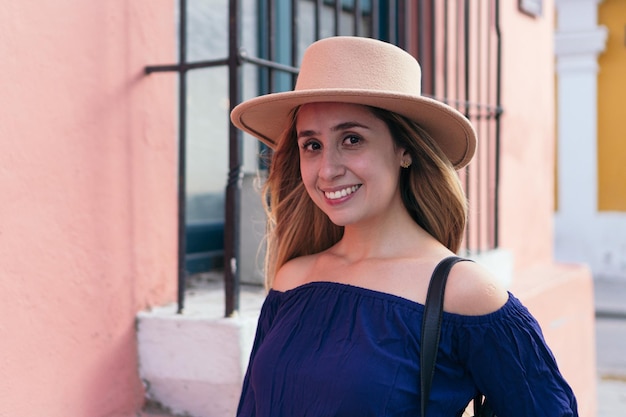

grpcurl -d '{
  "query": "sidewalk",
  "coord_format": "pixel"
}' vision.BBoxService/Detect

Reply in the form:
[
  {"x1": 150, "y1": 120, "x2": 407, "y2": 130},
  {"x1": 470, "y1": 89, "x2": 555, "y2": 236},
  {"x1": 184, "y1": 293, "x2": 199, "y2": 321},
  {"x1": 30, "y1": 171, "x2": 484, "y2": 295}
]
[
  {"x1": 594, "y1": 278, "x2": 626, "y2": 417},
  {"x1": 595, "y1": 278, "x2": 626, "y2": 319}
]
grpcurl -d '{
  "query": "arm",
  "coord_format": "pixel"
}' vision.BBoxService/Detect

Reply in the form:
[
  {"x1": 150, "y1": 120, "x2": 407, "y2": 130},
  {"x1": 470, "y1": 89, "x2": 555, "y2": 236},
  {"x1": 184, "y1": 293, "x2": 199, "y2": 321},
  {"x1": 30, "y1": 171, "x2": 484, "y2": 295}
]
[{"x1": 457, "y1": 295, "x2": 579, "y2": 417}]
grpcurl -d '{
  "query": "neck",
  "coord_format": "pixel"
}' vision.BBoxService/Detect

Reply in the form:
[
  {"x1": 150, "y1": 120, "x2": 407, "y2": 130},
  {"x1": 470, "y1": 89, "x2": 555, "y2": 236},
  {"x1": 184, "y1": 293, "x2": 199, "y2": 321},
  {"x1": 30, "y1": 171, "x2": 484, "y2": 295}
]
[{"x1": 332, "y1": 207, "x2": 438, "y2": 262}]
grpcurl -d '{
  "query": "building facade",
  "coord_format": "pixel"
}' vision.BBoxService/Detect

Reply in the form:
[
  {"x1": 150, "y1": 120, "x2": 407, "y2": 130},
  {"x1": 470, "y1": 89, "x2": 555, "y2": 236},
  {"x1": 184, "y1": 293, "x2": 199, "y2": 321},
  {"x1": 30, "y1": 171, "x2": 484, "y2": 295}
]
[
  {"x1": 555, "y1": 0, "x2": 626, "y2": 281},
  {"x1": 0, "y1": 1, "x2": 598, "y2": 416}
]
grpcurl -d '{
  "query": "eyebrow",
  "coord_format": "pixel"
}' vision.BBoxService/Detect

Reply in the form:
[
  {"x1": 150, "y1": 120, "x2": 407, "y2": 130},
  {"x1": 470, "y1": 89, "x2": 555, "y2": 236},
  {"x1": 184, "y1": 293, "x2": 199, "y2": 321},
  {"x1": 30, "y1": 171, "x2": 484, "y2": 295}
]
[{"x1": 297, "y1": 121, "x2": 370, "y2": 139}]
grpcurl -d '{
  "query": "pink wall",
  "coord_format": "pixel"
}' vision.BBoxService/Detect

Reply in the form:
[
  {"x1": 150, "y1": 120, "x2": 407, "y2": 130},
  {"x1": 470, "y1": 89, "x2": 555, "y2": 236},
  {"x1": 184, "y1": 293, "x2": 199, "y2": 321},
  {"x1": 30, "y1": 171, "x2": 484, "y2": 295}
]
[
  {"x1": 499, "y1": 2, "x2": 557, "y2": 270},
  {"x1": 497, "y1": 3, "x2": 596, "y2": 415},
  {"x1": 0, "y1": 2, "x2": 176, "y2": 416}
]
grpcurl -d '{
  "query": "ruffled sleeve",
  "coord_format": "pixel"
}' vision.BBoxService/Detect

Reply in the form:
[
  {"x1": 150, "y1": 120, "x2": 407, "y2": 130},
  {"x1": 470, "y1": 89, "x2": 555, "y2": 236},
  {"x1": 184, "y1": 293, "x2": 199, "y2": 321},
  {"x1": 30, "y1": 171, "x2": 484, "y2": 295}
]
[
  {"x1": 236, "y1": 290, "x2": 284, "y2": 417},
  {"x1": 456, "y1": 293, "x2": 579, "y2": 417}
]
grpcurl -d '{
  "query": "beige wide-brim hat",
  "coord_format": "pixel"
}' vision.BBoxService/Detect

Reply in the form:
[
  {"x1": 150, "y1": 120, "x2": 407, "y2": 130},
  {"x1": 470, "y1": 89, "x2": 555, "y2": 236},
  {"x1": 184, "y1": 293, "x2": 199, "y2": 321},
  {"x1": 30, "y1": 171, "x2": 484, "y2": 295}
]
[{"x1": 230, "y1": 36, "x2": 476, "y2": 169}]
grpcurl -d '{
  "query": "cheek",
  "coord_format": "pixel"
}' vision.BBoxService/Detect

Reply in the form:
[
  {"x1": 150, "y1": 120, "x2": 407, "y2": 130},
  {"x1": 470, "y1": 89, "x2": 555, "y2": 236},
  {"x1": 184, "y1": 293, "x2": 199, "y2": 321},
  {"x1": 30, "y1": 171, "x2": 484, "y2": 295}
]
[
  {"x1": 358, "y1": 154, "x2": 397, "y2": 177},
  {"x1": 299, "y1": 162, "x2": 317, "y2": 194},
  {"x1": 369, "y1": 154, "x2": 402, "y2": 187}
]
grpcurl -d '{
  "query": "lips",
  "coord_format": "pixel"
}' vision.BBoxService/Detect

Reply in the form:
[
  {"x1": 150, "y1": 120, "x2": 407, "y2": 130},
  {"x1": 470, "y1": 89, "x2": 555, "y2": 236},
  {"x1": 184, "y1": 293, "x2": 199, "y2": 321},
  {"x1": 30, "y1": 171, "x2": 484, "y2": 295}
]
[{"x1": 324, "y1": 185, "x2": 361, "y2": 200}]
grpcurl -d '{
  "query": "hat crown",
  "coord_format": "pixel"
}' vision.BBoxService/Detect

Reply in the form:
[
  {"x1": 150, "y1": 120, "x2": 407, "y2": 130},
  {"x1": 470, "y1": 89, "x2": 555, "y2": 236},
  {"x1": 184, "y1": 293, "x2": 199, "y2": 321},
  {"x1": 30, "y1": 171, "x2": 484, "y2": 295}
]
[{"x1": 295, "y1": 37, "x2": 422, "y2": 95}]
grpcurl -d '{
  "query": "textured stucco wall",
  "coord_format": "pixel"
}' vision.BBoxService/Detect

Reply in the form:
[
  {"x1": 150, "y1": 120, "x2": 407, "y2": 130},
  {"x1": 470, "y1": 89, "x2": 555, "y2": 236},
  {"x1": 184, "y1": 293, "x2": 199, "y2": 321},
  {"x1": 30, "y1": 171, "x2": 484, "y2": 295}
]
[{"x1": 0, "y1": 2, "x2": 177, "y2": 416}]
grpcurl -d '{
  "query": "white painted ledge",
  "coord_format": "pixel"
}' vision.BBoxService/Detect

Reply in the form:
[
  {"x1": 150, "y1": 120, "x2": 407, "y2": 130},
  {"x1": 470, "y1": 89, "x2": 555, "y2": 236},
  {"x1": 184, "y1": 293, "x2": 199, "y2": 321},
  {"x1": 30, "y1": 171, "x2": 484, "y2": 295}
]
[{"x1": 137, "y1": 278, "x2": 265, "y2": 417}]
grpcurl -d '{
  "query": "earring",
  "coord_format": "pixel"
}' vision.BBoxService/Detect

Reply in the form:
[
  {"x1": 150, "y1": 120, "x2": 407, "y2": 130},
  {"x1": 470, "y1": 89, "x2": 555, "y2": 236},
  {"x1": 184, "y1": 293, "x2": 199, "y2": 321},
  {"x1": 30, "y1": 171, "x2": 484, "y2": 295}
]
[{"x1": 401, "y1": 160, "x2": 412, "y2": 169}]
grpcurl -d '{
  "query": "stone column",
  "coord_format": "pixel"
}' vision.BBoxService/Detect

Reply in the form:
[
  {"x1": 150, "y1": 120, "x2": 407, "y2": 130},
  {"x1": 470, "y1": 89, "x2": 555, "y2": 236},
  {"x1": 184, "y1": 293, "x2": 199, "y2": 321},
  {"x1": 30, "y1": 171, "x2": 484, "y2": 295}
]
[{"x1": 554, "y1": 0, "x2": 607, "y2": 268}]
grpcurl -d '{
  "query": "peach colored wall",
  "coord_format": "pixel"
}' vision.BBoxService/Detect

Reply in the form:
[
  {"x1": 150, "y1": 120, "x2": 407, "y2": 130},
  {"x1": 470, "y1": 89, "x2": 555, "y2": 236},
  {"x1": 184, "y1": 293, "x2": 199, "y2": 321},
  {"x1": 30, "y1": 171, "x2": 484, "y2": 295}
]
[
  {"x1": 499, "y1": 1, "x2": 556, "y2": 270},
  {"x1": 0, "y1": 2, "x2": 176, "y2": 416},
  {"x1": 497, "y1": 3, "x2": 596, "y2": 414}
]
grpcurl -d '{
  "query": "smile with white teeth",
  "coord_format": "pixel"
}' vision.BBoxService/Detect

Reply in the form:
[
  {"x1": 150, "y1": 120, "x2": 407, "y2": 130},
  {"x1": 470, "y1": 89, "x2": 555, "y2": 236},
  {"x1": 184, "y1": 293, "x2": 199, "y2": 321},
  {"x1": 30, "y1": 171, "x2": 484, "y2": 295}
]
[{"x1": 324, "y1": 185, "x2": 361, "y2": 200}]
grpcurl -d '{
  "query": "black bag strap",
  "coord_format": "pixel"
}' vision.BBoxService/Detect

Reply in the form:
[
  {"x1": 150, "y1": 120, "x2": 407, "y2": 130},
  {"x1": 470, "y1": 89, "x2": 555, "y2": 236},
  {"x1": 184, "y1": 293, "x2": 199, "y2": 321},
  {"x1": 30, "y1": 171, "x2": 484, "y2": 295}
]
[{"x1": 420, "y1": 256, "x2": 468, "y2": 417}]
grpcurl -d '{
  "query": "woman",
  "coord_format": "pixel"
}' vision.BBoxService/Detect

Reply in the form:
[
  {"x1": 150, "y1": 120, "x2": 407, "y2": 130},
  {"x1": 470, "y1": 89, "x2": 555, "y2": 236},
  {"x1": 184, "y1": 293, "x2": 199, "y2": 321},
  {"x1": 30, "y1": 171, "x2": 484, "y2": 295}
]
[{"x1": 230, "y1": 36, "x2": 578, "y2": 417}]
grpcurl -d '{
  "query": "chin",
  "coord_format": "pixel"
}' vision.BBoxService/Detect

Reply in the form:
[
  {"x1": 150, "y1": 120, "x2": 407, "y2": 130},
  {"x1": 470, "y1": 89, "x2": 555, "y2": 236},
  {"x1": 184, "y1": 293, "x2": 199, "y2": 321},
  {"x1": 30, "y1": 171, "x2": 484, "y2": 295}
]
[{"x1": 324, "y1": 214, "x2": 357, "y2": 227}]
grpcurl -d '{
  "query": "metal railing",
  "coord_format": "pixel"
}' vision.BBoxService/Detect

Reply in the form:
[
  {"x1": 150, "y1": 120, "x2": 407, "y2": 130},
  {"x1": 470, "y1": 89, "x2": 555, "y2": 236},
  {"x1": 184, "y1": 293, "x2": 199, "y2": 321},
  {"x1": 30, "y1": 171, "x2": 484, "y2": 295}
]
[{"x1": 145, "y1": 0, "x2": 502, "y2": 317}]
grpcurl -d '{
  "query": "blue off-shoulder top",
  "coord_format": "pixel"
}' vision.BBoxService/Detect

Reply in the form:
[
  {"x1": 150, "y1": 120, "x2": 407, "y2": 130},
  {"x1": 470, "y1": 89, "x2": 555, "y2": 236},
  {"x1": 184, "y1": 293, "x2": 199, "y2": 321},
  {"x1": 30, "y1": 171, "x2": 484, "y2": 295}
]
[{"x1": 236, "y1": 282, "x2": 578, "y2": 417}]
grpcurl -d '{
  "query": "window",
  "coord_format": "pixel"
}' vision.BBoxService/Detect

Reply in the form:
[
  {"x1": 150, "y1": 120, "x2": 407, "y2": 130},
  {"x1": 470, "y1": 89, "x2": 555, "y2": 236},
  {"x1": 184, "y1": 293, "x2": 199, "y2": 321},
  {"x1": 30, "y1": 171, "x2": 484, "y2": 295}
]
[{"x1": 147, "y1": 0, "x2": 502, "y2": 316}]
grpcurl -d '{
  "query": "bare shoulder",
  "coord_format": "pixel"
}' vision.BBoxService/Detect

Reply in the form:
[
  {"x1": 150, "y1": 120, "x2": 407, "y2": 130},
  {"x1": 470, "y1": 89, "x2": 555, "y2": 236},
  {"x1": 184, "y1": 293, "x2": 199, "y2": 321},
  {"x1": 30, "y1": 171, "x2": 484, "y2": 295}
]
[
  {"x1": 443, "y1": 259, "x2": 509, "y2": 316},
  {"x1": 271, "y1": 254, "x2": 318, "y2": 292}
]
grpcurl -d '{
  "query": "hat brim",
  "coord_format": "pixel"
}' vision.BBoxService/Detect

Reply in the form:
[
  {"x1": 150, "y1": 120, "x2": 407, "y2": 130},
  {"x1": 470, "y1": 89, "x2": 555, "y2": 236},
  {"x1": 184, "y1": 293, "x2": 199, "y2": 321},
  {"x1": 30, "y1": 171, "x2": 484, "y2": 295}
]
[{"x1": 231, "y1": 89, "x2": 476, "y2": 170}]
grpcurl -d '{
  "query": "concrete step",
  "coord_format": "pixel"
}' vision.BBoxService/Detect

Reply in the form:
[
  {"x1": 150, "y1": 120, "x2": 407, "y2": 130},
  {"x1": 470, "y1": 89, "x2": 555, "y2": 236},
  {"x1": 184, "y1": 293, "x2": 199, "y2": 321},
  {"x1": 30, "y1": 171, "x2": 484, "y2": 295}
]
[
  {"x1": 136, "y1": 275, "x2": 265, "y2": 417},
  {"x1": 137, "y1": 399, "x2": 184, "y2": 417}
]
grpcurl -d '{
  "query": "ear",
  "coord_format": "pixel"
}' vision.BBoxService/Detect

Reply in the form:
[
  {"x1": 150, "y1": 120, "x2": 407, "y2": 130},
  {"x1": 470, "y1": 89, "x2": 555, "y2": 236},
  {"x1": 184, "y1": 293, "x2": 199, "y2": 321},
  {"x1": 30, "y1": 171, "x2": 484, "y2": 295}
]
[{"x1": 399, "y1": 149, "x2": 412, "y2": 168}]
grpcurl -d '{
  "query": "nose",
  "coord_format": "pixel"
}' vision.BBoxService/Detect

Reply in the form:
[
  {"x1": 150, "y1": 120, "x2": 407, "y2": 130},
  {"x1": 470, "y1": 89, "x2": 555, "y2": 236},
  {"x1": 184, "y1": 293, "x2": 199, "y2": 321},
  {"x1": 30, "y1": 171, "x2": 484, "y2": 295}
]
[{"x1": 318, "y1": 147, "x2": 345, "y2": 181}]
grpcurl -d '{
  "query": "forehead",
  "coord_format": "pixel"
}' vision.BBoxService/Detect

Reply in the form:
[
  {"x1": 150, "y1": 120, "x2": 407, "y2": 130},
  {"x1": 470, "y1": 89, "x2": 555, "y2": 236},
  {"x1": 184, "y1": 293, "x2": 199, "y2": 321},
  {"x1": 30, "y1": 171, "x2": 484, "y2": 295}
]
[{"x1": 295, "y1": 102, "x2": 379, "y2": 129}]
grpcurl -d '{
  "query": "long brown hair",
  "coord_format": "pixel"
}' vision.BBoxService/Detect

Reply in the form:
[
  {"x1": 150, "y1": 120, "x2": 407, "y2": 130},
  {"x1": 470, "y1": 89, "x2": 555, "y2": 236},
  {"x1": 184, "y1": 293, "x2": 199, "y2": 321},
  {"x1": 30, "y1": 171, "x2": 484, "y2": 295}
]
[
  {"x1": 370, "y1": 107, "x2": 467, "y2": 253},
  {"x1": 261, "y1": 106, "x2": 467, "y2": 288}
]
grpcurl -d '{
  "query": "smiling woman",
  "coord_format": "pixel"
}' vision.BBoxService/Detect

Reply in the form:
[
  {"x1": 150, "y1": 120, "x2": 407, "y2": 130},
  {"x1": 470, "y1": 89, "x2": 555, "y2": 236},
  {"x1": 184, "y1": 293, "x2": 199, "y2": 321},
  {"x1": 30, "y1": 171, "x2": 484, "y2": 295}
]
[
  {"x1": 295, "y1": 103, "x2": 406, "y2": 229},
  {"x1": 229, "y1": 36, "x2": 579, "y2": 417}
]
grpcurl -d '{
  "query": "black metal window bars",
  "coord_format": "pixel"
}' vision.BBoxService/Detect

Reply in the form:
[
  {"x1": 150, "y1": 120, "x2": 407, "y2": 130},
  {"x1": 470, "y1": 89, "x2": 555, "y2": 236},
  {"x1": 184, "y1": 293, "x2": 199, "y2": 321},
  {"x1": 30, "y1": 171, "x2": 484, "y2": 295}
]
[{"x1": 145, "y1": 0, "x2": 502, "y2": 318}]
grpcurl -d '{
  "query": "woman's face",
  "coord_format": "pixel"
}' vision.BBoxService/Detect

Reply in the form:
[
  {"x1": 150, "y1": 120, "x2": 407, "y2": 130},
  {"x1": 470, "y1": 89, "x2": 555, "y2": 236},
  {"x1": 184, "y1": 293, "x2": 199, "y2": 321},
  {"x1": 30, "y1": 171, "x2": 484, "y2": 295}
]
[{"x1": 296, "y1": 102, "x2": 408, "y2": 227}]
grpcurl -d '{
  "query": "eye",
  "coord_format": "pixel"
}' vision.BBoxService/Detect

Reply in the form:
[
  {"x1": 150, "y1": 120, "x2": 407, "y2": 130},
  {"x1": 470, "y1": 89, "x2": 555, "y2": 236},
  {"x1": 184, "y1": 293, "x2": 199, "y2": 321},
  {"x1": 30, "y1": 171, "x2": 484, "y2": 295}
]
[
  {"x1": 300, "y1": 139, "x2": 321, "y2": 152},
  {"x1": 343, "y1": 134, "x2": 362, "y2": 146}
]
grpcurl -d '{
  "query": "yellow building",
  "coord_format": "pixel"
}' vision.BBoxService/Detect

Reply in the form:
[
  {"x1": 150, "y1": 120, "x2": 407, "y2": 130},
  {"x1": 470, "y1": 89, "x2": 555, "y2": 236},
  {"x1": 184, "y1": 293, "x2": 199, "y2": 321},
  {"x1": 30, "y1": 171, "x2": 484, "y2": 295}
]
[{"x1": 598, "y1": 0, "x2": 626, "y2": 212}]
